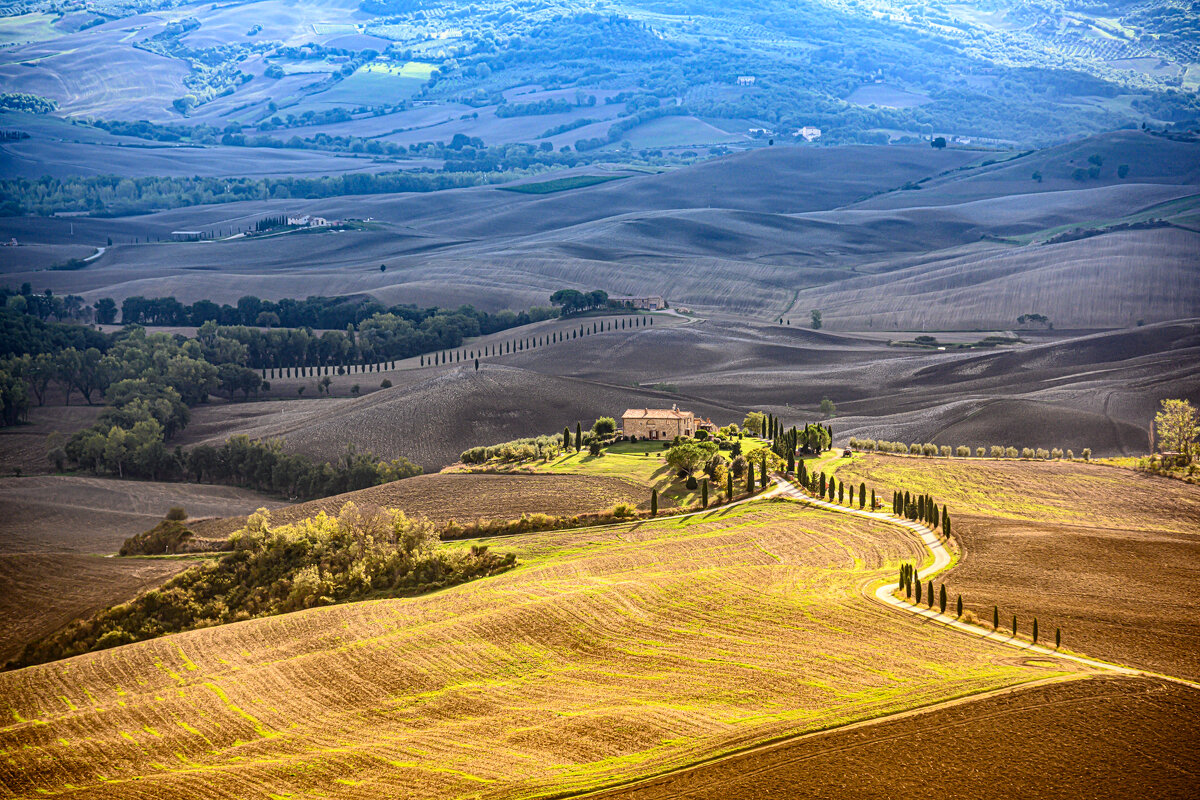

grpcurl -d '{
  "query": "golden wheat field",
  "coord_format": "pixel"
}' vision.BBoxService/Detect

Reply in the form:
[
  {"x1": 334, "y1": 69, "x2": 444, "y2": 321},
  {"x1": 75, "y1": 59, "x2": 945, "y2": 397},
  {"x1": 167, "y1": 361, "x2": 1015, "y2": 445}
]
[{"x1": 0, "y1": 500, "x2": 1084, "y2": 799}]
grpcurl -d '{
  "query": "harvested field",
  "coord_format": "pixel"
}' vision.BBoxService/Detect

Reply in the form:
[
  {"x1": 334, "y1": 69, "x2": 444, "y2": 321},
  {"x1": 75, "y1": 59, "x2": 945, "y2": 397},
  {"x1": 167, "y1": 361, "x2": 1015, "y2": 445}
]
[
  {"x1": 190, "y1": 472, "x2": 656, "y2": 539},
  {"x1": 0, "y1": 502, "x2": 1083, "y2": 799},
  {"x1": 596, "y1": 675, "x2": 1200, "y2": 800},
  {"x1": 0, "y1": 476, "x2": 285, "y2": 554},
  {"x1": 832, "y1": 454, "x2": 1200, "y2": 679},
  {"x1": 0, "y1": 554, "x2": 185, "y2": 664}
]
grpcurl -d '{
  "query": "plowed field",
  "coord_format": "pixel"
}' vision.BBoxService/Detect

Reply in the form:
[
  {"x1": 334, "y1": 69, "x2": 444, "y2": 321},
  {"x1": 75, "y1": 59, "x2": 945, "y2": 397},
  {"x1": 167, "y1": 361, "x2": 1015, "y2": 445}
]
[
  {"x1": 832, "y1": 454, "x2": 1200, "y2": 679},
  {"x1": 0, "y1": 501, "x2": 1083, "y2": 799},
  {"x1": 595, "y1": 675, "x2": 1200, "y2": 800},
  {"x1": 190, "y1": 472, "x2": 655, "y2": 538}
]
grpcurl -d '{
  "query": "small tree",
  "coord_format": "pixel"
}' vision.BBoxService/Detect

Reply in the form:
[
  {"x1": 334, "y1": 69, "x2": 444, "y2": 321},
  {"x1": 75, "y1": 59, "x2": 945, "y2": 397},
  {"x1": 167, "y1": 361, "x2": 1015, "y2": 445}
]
[
  {"x1": 871, "y1": 488, "x2": 876, "y2": 510},
  {"x1": 760, "y1": 456, "x2": 768, "y2": 490},
  {"x1": 727, "y1": 471, "x2": 734, "y2": 501},
  {"x1": 592, "y1": 417, "x2": 617, "y2": 436},
  {"x1": 576, "y1": 422, "x2": 582, "y2": 452},
  {"x1": 747, "y1": 460, "x2": 755, "y2": 493},
  {"x1": 838, "y1": 482, "x2": 844, "y2": 504},
  {"x1": 927, "y1": 580, "x2": 934, "y2": 608},
  {"x1": 810, "y1": 309, "x2": 822, "y2": 329},
  {"x1": 939, "y1": 584, "x2": 947, "y2": 614},
  {"x1": 651, "y1": 489, "x2": 658, "y2": 516},
  {"x1": 1032, "y1": 618, "x2": 1039, "y2": 644},
  {"x1": 1155, "y1": 399, "x2": 1198, "y2": 456},
  {"x1": 993, "y1": 606, "x2": 999, "y2": 630},
  {"x1": 564, "y1": 426, "x2": 572, "y2": 449},
  {"x1": 956, "y1": 594, "x2": 962, "y2": 618},
  {"x1": 1012, "y1": 615, "x2": 1017, "y2": 637},
  {"x1": 702, "y1": 479, "x2": 708, "y2": 507},
  {"x1": 859, "y1": 482, "x2": 866, "y2": 508},
  {"x1": 915, "y1": 580, "x2": 922, "y2": 604},
  {"x1": 1081, "y1": 448, "x2": 1091, "y2": 460},
  {"x1": 1056, "y1": 628, "x2": 1061, "y2": 649}
]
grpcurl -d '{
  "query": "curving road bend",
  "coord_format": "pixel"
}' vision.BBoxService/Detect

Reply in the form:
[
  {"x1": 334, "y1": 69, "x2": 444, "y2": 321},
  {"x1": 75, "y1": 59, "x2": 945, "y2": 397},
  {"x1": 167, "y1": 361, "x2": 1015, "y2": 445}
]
[{"x1": 769, "y1": 475, "x2": 1200, "y2": 689}]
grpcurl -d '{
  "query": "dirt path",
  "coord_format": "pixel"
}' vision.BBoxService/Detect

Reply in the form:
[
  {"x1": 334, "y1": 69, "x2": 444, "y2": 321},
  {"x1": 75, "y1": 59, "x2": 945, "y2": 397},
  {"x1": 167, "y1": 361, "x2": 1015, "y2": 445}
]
[{"x1": 770, "y1": 475, "x2": 1200, "y2": 690}]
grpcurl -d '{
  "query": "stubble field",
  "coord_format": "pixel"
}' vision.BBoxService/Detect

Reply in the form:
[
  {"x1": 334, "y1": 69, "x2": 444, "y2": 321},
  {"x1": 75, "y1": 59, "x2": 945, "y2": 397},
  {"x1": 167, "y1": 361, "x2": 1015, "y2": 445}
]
[{"x1": 0, "y1": 501, "x2": 1083, "y2": 799}]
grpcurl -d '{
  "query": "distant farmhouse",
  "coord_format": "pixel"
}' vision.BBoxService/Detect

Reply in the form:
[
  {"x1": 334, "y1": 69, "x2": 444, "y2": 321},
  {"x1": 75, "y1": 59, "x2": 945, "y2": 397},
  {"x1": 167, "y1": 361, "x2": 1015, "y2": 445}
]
[
  {"x1": 287, "y1": 215, "x2": 331, "y2": 227},
  {"x1": 171, "y1": 230, "x2": 203, "y2": 241},
  {"x1": 609, "y1": 294, "x2": 666, "y2": 310},
  {"x1": 622, "y1": 406, "x2": 716, "y2": 441},
  {"x1": 797, "y1": 126, "x2": 822, "y2": 142},
  {"x1": 736, "y1": 75, "x2": 756, "y2": 86}
]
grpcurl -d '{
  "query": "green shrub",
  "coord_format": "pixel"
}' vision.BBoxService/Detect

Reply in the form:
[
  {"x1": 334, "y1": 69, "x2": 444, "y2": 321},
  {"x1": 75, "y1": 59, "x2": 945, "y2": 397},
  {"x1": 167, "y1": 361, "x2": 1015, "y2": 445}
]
[{"x1": 165, "y1": 506, "x2": 187, "y2": 521}]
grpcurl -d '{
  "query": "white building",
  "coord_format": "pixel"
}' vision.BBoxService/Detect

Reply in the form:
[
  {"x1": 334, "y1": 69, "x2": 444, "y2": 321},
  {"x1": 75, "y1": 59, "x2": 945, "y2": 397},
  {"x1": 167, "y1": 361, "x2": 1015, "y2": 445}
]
[
  {"x1": 736, "y1": 75, "x2": 756, "y2": 86},
  {"x1": 287, "y1": 215, "x2": 331, "y2": 227},
  {"x1": 797, "y1": 126, "x2": 822, "y2": 142}
]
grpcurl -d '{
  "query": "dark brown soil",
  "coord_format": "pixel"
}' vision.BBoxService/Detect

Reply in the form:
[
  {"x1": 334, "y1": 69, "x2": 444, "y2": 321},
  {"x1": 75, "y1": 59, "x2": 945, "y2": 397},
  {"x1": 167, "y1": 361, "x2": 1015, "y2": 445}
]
[
  {"x1": 950, "y1": 514, "x2": 1200, "y2": 681},
  {"x1": 595, "y1": 676, "x2": 1200, "y2": 800},
  {"x1": 0, "y1": 554, "x2": 185, "y2": 663}
]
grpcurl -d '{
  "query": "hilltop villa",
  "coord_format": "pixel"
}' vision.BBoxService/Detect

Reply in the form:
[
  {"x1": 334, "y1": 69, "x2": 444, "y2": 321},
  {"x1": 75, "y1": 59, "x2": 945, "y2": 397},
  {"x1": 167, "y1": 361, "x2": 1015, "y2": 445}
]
[{"x1": 622, "y1": 406, "x2": 716, "y2": 440}]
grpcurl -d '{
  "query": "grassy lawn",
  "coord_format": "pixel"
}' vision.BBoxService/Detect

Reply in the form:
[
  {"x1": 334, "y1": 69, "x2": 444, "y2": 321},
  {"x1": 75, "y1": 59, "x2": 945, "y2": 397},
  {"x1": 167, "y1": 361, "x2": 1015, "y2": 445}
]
[{"x1": 535, "y1": 439, "x2": 771, "y2": 507}]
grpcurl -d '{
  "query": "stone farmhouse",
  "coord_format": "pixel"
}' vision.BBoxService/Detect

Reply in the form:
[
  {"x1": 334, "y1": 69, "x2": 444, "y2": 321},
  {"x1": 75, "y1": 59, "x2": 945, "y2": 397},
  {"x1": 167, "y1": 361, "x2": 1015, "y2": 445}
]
[
  {"x1": 621, "y1": 406, "x2": 717, "y2": 440},
  {"x1": 609, "y1": 294, "x2": 666, "y2": 310}
]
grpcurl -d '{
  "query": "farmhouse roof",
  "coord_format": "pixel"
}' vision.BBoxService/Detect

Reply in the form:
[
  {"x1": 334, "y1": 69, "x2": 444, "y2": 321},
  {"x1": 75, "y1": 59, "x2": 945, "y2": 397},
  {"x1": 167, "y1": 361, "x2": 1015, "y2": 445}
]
[{"x1": 622, "y1": 407, "x2": 693, "y2": 420}]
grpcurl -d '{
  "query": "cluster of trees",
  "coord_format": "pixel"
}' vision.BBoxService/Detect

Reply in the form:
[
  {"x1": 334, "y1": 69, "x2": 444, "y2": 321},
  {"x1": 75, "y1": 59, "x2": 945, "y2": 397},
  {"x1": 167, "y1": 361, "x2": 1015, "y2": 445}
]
[
  {"x1": 549, "y1": 289, "x2": 611, "y2": 315},
  {"x1": 849, "y1": 438, "x2": 1091, "y2": 461},
  {"x1": 893, "y1": 490, "x2": 950, "y2": 538},
  {"x1": 0, "y1": 93, "x2": 56, "y2": 114},
  {"x1": 461, "y1": 433, "x2": 566, "y2": 464},
  {"x1": 0, "y1": 171, "x2": 505, "y2": 217},
  {"x1": 496, "y1": 98, "x2": 577, "y2": 117},
  {"x1": 2, "y1": 284, "x2": 106, "y2": 325},
  {"x1": 9, "y1": 504, "x2": 514, "y2": 669}
]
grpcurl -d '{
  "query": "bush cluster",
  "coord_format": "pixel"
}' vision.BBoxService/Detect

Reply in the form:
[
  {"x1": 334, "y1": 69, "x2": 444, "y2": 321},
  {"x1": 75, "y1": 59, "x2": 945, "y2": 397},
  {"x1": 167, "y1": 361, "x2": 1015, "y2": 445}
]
[{"x1": 10, "y1": 504, "x2": 515, "y2": 670}]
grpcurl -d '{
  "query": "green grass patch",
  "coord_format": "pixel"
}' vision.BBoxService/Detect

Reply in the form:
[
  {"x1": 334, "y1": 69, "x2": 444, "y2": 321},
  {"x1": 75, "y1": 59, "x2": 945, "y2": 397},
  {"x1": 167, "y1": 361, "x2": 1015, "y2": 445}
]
[{"x1": 500, "y1": 175, "x2": 626, "y2": 194}]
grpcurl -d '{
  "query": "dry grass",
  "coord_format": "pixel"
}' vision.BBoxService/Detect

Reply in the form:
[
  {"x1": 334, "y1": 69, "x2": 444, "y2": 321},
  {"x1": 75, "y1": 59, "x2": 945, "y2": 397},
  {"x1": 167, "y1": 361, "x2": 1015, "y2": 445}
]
[{"x1": 0, "y1": 501, "x2": 1082, "y2": 799}]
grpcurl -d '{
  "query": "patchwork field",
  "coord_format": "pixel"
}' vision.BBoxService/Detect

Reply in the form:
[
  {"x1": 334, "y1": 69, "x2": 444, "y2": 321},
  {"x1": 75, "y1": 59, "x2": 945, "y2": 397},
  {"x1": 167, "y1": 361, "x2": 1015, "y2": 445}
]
[
  {"x1": 597, "y1": 675, "x2": 1200, "y2": 799},
  {"x1": 0, "y1": 501, "x2": 1085, "y2": 799},
  {"x1": 830, "y1": 453, "x2": 1200, "y2": 679}
]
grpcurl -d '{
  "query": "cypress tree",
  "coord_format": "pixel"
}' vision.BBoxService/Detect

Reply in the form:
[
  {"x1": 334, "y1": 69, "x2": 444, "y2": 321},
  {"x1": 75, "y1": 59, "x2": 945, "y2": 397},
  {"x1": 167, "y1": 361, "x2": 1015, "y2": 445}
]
[
  {"x1": 1056, "y1": 628, "x2": 1061, "y2": 649},
  {"x1": 787, "y1": 450, "x2": 795, "y2": 473},
  {"x1": 993, "y1": 606, "x2": 999, "y2": 630},
  {"x1": 838, "y1": 482, "x2": 844, "y2": 504},
  {"x1": 918, "y1": 495, "x2": 925, "y2": 521},
  {"x1": 575, "y1": 422, "x2": 582, "y2": 452},
  {"x1": 944, "y1": 513, "x2": 951, "y2": 540},
  {"x1": 475, "y1": 358, "x2": 479, "y2": 372},
  {"x1": 727, "y1": 471, "x2": 734, "y2": 501},
  {"x1": 702, "y1": 479, "x2": 708, "y2": 508},
  {"x1": 747, "y1": 461, "x2": 755, "y2": 493},
  {"x1": 927, "y1": 580, "x2": 934, "y2": 608},
  {"x1": 899, "y1": 565, "x2": 905, "y2": 588},
  {"x1": 760, "y1": 456, "x2": 768, "y2": 490},
  {"x1": 939, "y1": 584, "x2": 946, "y2": 614},
  {"x1": 651, "y1": 489, "x2": 658, "y2": 516},
  {"x1": 859, "y1": 483, "x2": 866, "y2": 508},
  {"x1": 871, "y1": 489, "x2": 877, "y2": 511},
  {"x1": 956, "y1": 594, "x2": 962, "y2": 618},
  {"x1": 941, "y1": 504, "x2": 948, "y2": 529},
  {"x1": 820, "y1": 473, "x2": 826, "y2": 496},
  {"x1": 915, "y1": 580, "x2": 922, "y2": 604},
  {"x1": 564, "y1": 426, "x2": 571, "y2": 449},
  {"x1": 1012, "y1": 615, "x2": 1018, "y2": 636},
  {"x1": 420, "y1": 355, "x2": 424, "y2": 366},
  {"x1": 1033, "y1": 618, "x2": 1039, "y2": 644}
]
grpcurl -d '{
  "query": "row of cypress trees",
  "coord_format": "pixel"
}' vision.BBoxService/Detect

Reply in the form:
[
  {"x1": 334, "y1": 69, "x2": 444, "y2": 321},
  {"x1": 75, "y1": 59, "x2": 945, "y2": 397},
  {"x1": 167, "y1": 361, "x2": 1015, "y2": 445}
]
[
  {"x1": 899, "y1": 564, "x2": 1060, "y2": 648},
  {"x1": 892, "y1": 490, "x2": 951, "y2": 539},
  {"x1": 419, "y1": 315, "x2": 652, "y2": 368}
]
